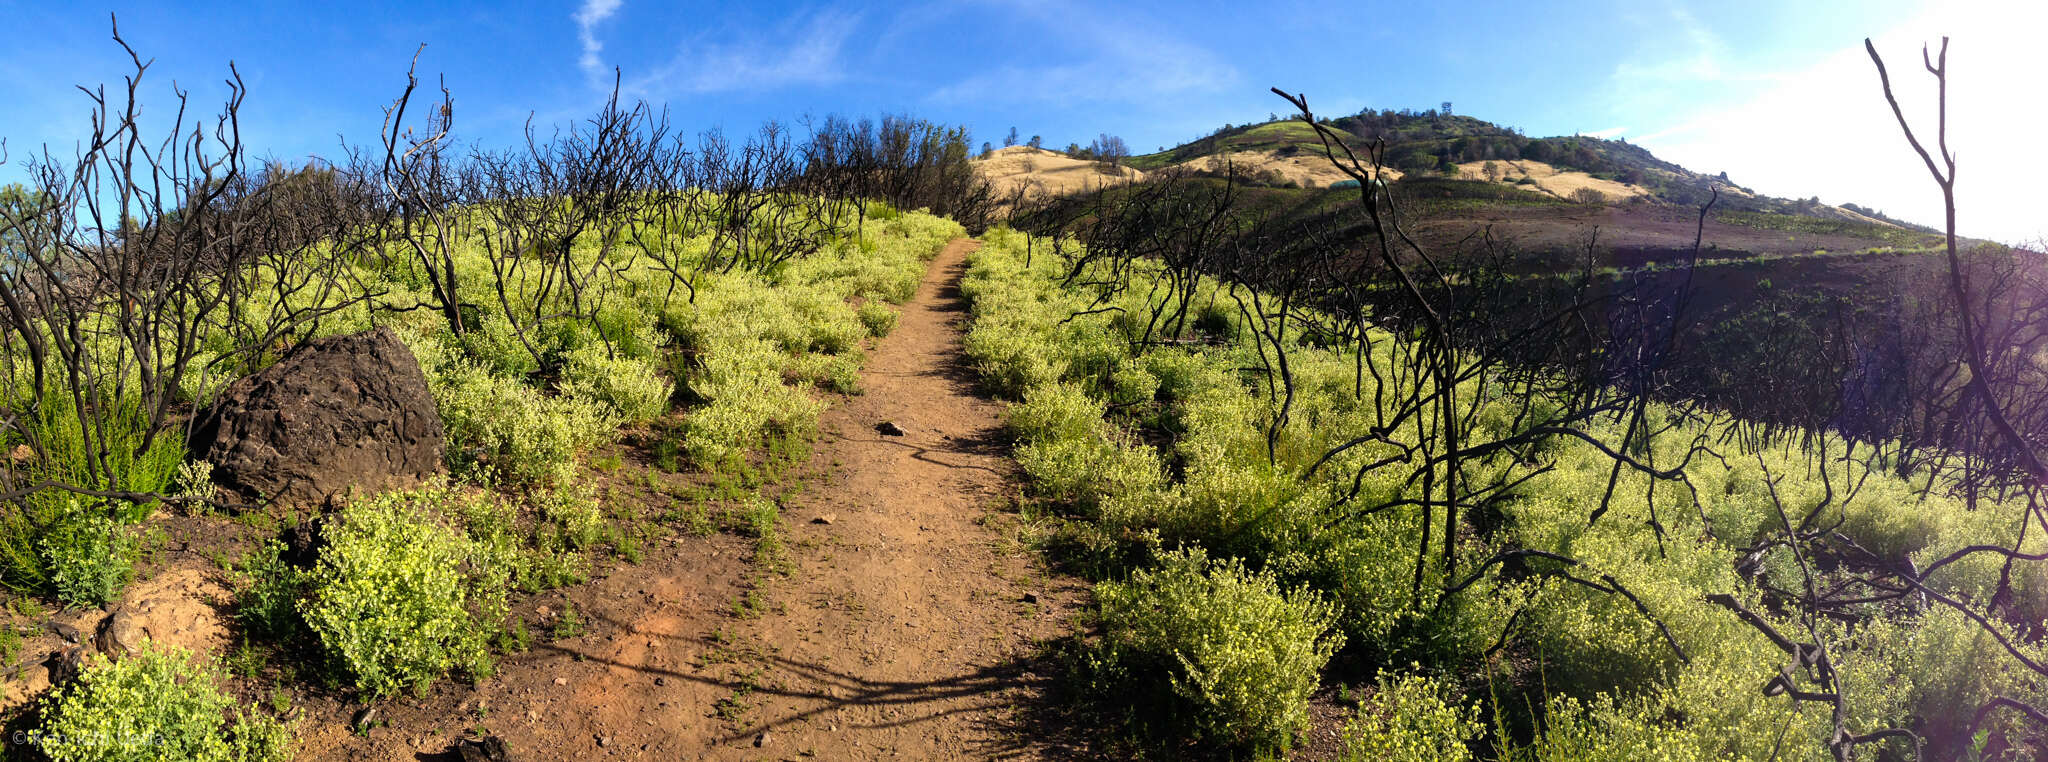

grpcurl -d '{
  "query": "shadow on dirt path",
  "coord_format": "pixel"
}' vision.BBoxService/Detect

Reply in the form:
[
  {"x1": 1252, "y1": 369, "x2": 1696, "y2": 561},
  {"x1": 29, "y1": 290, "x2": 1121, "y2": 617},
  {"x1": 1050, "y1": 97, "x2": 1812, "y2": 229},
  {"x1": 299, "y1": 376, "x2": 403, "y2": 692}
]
[
  {"x1": 295, "y1": 239, "x2": 1093, "y2": 761},
  {"x1": 660, "y1": 238, "x2": 1092, "y2": 760}
]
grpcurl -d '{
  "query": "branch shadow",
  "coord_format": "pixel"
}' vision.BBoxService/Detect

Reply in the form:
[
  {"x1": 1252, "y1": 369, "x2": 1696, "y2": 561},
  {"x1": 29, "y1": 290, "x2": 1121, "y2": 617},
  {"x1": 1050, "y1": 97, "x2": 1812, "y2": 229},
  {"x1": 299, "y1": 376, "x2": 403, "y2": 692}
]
[
  {"x1": 826, "y1": 433, "x2": 1010, "y2": 476},
  {"x1": 538, "y1": 607, "x2": 1110, "y2": 760}
]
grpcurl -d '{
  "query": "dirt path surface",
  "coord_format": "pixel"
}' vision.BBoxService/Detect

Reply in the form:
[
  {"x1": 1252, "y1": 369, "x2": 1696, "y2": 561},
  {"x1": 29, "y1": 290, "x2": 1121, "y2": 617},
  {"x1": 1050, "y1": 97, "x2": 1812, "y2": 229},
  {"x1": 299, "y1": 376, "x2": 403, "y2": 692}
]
[
  {"x1": 697, "y1": 237, "x2": 1088, "y2": 759},
  {"x1": 296, "y1": 237, "x2": 1086, "y2": 761}
]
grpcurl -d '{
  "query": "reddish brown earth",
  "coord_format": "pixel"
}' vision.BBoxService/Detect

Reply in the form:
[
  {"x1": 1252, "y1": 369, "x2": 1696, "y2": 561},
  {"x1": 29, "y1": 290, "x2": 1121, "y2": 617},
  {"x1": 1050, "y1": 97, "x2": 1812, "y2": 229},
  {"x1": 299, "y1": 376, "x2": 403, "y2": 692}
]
[
  {"x1": 286, "y1": 238, "x2": 1089, "y2": 761},
  {"x1": 693, "y1": 238, "x2": 1090, "y2": 759}
]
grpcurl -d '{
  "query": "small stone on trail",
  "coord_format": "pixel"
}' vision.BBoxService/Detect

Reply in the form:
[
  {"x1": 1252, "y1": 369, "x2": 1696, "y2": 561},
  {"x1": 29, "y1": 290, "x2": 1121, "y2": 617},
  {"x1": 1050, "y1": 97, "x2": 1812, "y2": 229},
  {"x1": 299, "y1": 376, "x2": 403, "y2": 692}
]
[
  {"x1": 554, "y1": 677, "x2": 570, "y2": 686},
  {"x1": 875, "y1": 421, "x2": 906, "y2": 436},
  {"x1": 597, "y1": 734, "x2": 611, "y2": 747},
  {"x1": 351, "y1": 706, "x2": 379, "y2": 732},
  {"x1": 754, "y1": 732, "x2": 770, "y2": 747},
  {"x1": 654, "y1": 677, "x2": 666, "y2": 686},
  {"x1": 812, "y1": 514, "x2": 835, "y2": 525},
  {"x1": 1021, "y1": 592, "x2": 1039, "y2": 604},
  {"x1": 455, "y1": 734, "x2": 513, "y2": 762}
]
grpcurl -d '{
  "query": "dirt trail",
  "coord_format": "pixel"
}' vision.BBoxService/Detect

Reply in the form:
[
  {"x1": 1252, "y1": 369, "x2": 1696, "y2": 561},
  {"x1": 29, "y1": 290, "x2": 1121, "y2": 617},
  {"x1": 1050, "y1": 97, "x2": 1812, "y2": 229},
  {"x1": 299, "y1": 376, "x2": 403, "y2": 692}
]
[
  {"x1": 295, "y1": 238, "x2": 1085, "y2": 761},
  {"x1": 699, "y1": 237, "x2": 1087, "y2": 759}
]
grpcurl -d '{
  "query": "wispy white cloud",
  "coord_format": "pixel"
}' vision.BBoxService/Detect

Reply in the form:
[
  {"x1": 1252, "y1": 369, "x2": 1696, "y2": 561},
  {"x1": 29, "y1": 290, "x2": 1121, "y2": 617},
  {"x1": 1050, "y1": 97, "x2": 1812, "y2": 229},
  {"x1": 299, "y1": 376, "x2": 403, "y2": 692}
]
[
  {"x1": 1606, "y1": 1, "x2": 1787, "y2": 124},
  {"x1": 628, "y1": 10, "x2": 860, "y2": 96},
  {"x1": 926, "y1": 5, "x2": 1240, "y2": 108},
  {"x1": 1631, "y1": 0, "x2": 2048, "y2": 245},
  {"x1": 573, "y1": 0, "x2": 623, "y2": 81}
]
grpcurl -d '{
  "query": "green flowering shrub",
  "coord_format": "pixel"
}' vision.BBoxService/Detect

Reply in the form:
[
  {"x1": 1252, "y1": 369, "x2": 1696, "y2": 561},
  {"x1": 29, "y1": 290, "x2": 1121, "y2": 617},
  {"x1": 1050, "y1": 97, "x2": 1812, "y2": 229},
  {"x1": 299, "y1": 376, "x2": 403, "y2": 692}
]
[
  {"x1": 1108, "y1": 360, "x2": 1160, "y2": 408},
  {"x1": 41, "y1": 508, "x2": 139, "y2": 607},
  {"x1": 1340, "y1": 671, "x2": 1481, "y2": 762},
  {"x1": 1005, "y1": 382, "x2": 1105, "y2": 443},
  {"x1": 457, "y1": 312, "x2": 542, "y2": 378},
  {"x1": 300, "y1": 488, "x2": 510, "y2": 698},
  {"x1": 37, "y1": 642, "x2": 294, "y2": 762},
  {"x1": 559, "y1": 343, "x2": 672, "y2": 425},
  {"x1": 432, "y1": 361, "x2": 613, "y2": 486},
  {"x1": 235, "y1": 540, "x2": 306, "y2": 640},
  {"x1": 1087, "y1": 548, "x2": 1343, "y2": 752},
  {"x1": 857, "y1": 300, "x2": 898, "y2": 337},
  {"x1": 539, "y1": 481, "x2": 606, "y2": 549},
  {"x1": 677, "y1": 337, "x2": 825, "y2": 468}
]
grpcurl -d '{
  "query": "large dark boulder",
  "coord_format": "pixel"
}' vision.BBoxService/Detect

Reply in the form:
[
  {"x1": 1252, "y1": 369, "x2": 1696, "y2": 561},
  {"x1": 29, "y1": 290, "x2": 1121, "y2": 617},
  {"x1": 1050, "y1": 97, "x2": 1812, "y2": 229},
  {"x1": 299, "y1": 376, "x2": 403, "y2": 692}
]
[{"x1": 191, "y1": 326, "x2": 445, "y2": 508}]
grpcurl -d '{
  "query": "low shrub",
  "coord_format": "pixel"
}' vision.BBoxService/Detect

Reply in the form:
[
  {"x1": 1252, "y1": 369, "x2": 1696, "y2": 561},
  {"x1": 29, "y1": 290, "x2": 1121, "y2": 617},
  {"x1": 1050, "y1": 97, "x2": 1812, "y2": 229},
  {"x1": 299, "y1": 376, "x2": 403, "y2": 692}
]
[
  {"x1": 857, "y1": 301, "x2": 898, "y2": 337},
  {"x1": 1086, "y1": 548, "x2": 1342, "y2": 753},
  {"x1": 300, "y1": 488, "x2": 510, "y2": 698},
  {"x1": 36, "y1": 642, "x2": 295, "y2": 762},
  {"x1": 40, "y1": 507, "x2": 139, "y2": 607},
  {"x1": 677, "y1": 337, "x2": 824, "y2": 469},
  {"x1": 432, "y1": 361, "x2": 613, "y2": 486},
  {"x1": 235, "y1": 540, "x2": 306, "y2": 641},
  {"x1": 539, "y1": 482, "x2": 605, "y2": 550},
  {"x1": 558, "y1": 343, "x2": 672, "y2": 426},
  {"x1": 1340, "y1": 671, "x2": 1482, "y2": 762},
  {"x1": 1006, "y1": 383, "x2": 1104, "y2": 444}
]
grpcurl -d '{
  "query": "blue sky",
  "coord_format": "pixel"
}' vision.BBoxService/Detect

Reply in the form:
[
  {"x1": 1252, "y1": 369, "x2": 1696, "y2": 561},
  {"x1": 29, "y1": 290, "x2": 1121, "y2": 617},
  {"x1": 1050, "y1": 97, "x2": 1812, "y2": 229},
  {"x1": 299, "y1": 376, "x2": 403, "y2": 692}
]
[{"x1": 0, "y1": 0, "x2": 2040, "y2": 241}]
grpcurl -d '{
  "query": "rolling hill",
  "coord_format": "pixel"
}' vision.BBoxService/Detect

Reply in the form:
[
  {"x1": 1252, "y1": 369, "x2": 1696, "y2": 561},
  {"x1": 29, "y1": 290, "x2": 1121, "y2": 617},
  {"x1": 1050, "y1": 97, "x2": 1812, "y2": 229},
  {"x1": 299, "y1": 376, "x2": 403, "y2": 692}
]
[{"x1": 974, "y1": 107, "x2": 1945, "y2": 265}]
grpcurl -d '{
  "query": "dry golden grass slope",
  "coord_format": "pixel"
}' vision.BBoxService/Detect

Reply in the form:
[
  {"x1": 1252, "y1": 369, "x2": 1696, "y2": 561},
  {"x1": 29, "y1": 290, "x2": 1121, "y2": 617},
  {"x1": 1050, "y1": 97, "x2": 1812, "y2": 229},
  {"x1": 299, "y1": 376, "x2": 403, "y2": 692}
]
[
  {"x1": 1172, "y1": 150, "x2": 1402, "y2": 188},
  {"x1": 972, "y1": 146, "x2": 1144, "y2": 202},
  {"x1": 1455, "y1": 160, "x2": 1649, "y2": 202},
  {"x1": 977, "y1": 143, "x2": 1901, "y2": 232}
]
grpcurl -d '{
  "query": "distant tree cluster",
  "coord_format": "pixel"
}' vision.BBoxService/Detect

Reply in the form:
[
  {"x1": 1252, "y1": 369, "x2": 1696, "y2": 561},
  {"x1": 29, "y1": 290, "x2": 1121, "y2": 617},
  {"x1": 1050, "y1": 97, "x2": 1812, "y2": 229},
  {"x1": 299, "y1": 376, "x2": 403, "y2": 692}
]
[
  {"x1": 1090, "y1": 134, "x2": 1129, "y2": 166},
  {"x1": 1063, "y1": 134, "x2": 1130, "y2": 168}
]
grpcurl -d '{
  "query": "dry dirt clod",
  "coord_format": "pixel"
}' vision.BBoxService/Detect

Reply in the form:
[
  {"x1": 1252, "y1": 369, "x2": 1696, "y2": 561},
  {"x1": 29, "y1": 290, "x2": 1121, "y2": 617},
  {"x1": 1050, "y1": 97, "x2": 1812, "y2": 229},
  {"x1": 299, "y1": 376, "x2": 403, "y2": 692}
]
[
  {"x1": 811, "y1": 514, "x2": 835, "y2": 525},
  {"x1": 754, "y1": 732, "x2": 770, "y2": 748}
]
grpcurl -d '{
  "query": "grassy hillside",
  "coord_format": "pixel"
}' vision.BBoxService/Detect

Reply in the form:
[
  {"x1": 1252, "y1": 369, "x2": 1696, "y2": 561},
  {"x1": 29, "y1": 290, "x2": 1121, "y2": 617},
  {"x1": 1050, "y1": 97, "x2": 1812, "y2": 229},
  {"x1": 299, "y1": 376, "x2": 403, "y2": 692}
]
[
  {"x1": 1119, "y1": 109, "x2": 1933, "y2": 228},
  {"x1": 5, "y1": 194, "x2": 963, "y2": 755},
  {"x1": 1126, "y1": 121, "x2": 1365, "y2": 171},
  {"x1": 961, "y1": 226, "x2": 2044, "y2": 760}
]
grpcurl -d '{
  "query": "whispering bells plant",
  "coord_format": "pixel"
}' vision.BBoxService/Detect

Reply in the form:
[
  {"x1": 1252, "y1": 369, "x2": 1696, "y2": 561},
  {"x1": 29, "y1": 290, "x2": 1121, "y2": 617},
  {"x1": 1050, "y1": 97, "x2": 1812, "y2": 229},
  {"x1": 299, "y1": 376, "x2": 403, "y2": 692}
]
[
  {"x1": 40, "y1": 506, "x2": 139, "y2": 607},
  {"x1": 1087, "y1": 547, "x2": 1343, "y2": 752},
  {"x1": 36, "y1": 642, "x2": 294, "y2": 762},
  {"x1": 300, "y1": 488, "x2": 510, "y2": 699}
]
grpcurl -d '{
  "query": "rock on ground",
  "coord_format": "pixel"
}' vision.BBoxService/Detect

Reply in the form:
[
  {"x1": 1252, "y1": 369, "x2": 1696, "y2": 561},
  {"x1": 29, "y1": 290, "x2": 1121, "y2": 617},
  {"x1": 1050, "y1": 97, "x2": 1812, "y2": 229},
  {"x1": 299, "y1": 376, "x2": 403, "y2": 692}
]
[{"x1": 191, "y1": 325, "x2": 445, "y2": 509}]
